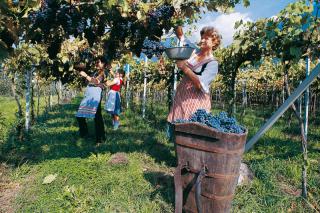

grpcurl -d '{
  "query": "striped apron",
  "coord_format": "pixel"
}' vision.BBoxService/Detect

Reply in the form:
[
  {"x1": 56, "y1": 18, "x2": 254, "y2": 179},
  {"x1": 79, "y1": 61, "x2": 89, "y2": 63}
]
[
  {"x1": 167, "y1": 76, "x2": 211, "y2": 122},
  {"x1": 76, "y1": 86, "x2": 102, "y2": 118},
  {"x1": 105, "y1": 90, "x2": 121, "y2": 115}
]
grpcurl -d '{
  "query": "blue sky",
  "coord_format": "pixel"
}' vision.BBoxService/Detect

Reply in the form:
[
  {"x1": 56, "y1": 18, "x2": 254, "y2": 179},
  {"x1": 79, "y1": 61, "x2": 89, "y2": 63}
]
[
  {"x1": 234, "y1": 0, "x2": 298, "y2": 21},
  {"x1": 185, "y1": 0, "x2": 298, "y2": 46}
]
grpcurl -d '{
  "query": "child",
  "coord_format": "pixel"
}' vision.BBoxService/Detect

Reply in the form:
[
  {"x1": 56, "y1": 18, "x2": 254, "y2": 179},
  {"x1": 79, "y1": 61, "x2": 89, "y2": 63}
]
[{"x1": 105, "y1": 69, "x2": 125, "y2": 130}]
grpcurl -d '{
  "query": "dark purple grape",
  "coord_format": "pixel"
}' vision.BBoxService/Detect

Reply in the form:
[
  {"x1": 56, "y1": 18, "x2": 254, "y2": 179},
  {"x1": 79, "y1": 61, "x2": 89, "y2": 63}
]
[
  {"x1": 141, "y1": 39, "x2": 165, "y2": 58},
  {"x1": 174, "y1": 109, "x2": 246, "y2": 134}
]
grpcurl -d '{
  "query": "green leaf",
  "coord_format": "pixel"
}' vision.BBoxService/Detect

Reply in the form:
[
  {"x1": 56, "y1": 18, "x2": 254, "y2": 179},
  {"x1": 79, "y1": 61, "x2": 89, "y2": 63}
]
[
  {"x1": 69, "y1": 64, "x2": 74, "y2": 71},
  {"x1": 243, "y1": 0, "x2": 250, "y2": 7},
  {"x1": 289, "y1": 47, "x2": 301, "y2": 58},
  {"x1": 61, "y1": 56, "x2": 69, "y2": 64},
  {"x1": 0, "y1": 45, "x2": 9, "y2": 62},
  {"x1": 42, "y1": 174, "x2": 58, "y2": 184},
  {"x1": 140, "y1": 3, "x2": 150, "y2": 13},
  {"x1": 136, "y1": 11, "x2": 142, "y2": 20},
  {"x1": 122, "y1": 2, "x2": 129, "y2": 13},
  {"x1": 234, "y1": 20, "x2": 243, "y2": 29},
  {"x1": 28, "y1": 47, "x2": 40, "y2": 56}
]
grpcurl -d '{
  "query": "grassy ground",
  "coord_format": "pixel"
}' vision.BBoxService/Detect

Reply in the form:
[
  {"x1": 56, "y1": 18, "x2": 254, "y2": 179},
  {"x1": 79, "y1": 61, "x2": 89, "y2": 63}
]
[{"x1": 0, "y1": 96, "x2": 319, "y2": 212}]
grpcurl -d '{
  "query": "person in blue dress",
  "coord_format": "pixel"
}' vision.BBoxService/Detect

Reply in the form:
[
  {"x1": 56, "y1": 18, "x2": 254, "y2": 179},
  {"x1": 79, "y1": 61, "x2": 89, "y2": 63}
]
[{"x1": 75, "y1": 57, "x2": 108, "y2": 143}]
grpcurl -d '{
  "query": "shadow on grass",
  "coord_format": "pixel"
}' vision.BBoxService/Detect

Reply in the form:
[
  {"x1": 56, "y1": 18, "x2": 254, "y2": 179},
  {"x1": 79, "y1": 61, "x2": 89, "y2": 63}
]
[
  {"x1": 246, "y1": 135, "x2": 302, "y2": 160},
  {"x1": 143, "y1": 171, "x2": 174, "y2": 206},
  {"x1": 90, "y1": 127, "x2": 176, "y2": 167},
  {"x1": 0, "y1": 98, "x2": 176, "y2": 168}
]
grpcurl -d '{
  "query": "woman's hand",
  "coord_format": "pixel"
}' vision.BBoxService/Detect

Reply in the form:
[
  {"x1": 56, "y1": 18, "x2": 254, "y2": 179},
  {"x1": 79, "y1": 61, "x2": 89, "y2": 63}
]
[
  {"x1": 176, "y1": 60, "x2": 187, "y2": 70},
  {"x1": 80, "y1": 71, "x2": 93, "y2": 82},
  {"x1": 79, "y1": 71, "x2": 88, "y2": 78},
  {"x1": 177, "y1": 59, "x2": 202, "y2": 90}
]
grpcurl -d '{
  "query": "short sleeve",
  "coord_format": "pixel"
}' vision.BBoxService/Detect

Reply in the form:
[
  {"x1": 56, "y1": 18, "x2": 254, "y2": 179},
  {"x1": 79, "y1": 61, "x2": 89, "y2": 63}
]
[
  {"x1": 113, "y1": 78, "x2": 120, "y2": 85},
  {"x1": 198, "y1": 60, "x2": 218, "y2": 93},
  {"x1": 112, "y1": 78, "x2": 120, "y2": 85}
]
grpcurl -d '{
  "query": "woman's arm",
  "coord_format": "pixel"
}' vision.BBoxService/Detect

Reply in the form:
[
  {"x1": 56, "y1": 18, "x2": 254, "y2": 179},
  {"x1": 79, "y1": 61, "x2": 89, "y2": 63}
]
[
  {"x1": 176, "y1": 60, "x2": 202, "y2": 90},
  {"x1": 79, "y1": 71, "x2": 100, "y2": 84},
  {"x1": 108, "y1": 69, "x2": 115, "y2": 77},
  {"x1": 105, "y1": 78, "x2": 118, "y2": 87}
]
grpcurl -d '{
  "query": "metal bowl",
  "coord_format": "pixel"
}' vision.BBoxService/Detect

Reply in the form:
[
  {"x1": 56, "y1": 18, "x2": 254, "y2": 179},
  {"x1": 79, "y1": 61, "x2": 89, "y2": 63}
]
[{"x1": 165, "y1": 47, "x2": 195, "y2": 60}]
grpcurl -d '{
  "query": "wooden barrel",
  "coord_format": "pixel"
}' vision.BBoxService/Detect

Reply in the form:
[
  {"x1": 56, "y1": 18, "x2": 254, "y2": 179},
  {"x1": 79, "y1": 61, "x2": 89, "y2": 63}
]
[{"x1": 173, "y1": 122, "x2": 247, "y2": 213}]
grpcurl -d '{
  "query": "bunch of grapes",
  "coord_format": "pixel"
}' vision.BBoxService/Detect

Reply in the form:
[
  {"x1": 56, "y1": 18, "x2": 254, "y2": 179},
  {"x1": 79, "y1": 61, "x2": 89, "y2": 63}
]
[
  {"x1": 67, "y1": 16, "x2": 73, "y2": 31},
  {"x1": 79, "y1": 48, "x2": 94, "y2": 64},
  {"x1": 148, "y1": 5, "x2": 174, "y2": 27},
  {"x1": 29, "y1": 0, "x2": 53, "y2": 26},
  {"x1": 175, "y1": 109, "x2": 246, "y2": 134},
  {"x1": 76, "y1": 18, "x2": 87, "y2": 34},
  {"x1": 141, "y1": 39, "x2": 165, "y2": 58},
  {"x1": 29, "y1": 8, "x2": 49, "y2": 25}
]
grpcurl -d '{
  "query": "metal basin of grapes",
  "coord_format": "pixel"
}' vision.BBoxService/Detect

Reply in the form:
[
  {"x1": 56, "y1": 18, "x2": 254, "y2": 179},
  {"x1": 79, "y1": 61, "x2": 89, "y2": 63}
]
[{"x1": 165, "y1": 47, "x2": 195, "y2": 60}]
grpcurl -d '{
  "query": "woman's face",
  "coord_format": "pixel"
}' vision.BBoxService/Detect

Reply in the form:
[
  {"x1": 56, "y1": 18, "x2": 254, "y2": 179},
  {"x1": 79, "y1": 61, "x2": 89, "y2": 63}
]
[
  {"x1": 199, "y1": 33, "x2": 214, "y2": 51},
  {"x1": 96, "y1": 60, "x2": 104, "y2": 70}
]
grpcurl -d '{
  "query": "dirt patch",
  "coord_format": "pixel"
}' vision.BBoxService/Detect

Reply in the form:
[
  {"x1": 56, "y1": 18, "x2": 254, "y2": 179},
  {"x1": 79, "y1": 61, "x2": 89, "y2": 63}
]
[
  {"x1": 0, "y1": 163, "x2": 21, "y2": 213},
  {"x1": 108, "y1": 153, "x2": 129, "y2": 166},
  {"x1": 61, "y1": 98, "x2": 72, "y2": 104},
  {"x1": 279, "y1": 182, "x2": 301, "y2": 197}
]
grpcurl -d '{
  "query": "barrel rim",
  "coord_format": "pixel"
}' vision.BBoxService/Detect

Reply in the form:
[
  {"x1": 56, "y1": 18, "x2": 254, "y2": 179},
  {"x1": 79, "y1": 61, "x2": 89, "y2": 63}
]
[
  {"x1": 176, "y1": 139, "x2": 245, "y2": 155},
  {"x1": 174, "y1": 122, "x2": 247, "y2": 136}
]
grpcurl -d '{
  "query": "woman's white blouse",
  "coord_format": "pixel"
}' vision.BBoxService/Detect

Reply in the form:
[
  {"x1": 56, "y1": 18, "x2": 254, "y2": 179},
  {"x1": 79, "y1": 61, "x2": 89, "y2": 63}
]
[{"x1": 186, "y1": 55, "x2": 219, "y2": 93}]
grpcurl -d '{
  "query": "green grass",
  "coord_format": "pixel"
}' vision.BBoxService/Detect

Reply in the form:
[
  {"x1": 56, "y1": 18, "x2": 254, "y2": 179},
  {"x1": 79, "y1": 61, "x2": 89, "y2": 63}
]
[{"x1": 0, "y1": 97, "x2": 319, "y2": 212}]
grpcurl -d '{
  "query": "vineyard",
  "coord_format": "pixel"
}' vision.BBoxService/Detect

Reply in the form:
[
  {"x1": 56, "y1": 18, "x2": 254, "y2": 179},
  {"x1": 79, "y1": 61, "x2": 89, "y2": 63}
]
[{"x1": 1, "y1": 0, "x2": 320, "y2": 212}]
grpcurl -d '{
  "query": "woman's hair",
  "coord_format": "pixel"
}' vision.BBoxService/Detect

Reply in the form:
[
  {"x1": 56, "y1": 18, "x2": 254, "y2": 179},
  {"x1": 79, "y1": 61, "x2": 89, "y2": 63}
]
[
  {"x1": 96, "y1": 56, "x2": 107, "y2": 65},
  {"x1": 117, "y1": 69, "x2": 125, "y2": 76},
  {"x1": 200, "y1": 26, "x2": 222, "y2": 51},
  {"x1": 95, "y1": 57, "x2": 107, "y2": 78}
]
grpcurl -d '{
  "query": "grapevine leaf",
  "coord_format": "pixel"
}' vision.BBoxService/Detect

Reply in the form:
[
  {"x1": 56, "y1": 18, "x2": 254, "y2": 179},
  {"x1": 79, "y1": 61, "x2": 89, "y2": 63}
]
[{"x1": 136, "y1": 11, "x2": 142, "y2": 20}]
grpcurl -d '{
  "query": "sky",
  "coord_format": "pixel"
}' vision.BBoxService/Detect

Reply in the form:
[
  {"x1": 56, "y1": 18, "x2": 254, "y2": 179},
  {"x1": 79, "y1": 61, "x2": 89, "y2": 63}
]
[{"x1": 185, "y1": 0, "x2": 298, "y2": 47}]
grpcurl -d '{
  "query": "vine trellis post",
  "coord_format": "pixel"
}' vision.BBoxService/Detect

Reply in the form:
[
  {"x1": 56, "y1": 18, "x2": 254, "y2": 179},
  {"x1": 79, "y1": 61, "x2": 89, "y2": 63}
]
[
  {"x1": 304, "y1": 56, "x2": 310, "y2": 139},
  {"x1": 142, "y1": 55, "x2": 148, "y2": 118},
  {"x1": 25, "y1": 66, "x2": 35, "y2": 132},
  {"x1": 125, "y1": 64, "x2": 131, "y2": 109}
]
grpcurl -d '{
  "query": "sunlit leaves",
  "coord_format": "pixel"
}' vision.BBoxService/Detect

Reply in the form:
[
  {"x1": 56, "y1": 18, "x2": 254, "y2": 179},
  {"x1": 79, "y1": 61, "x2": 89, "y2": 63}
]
[
  {"x1": 264, "y1": 1, "x2": 319, "y2": 62},
  {"x1": 0, "y1": 0, "x2": 250, "y2": 86}
]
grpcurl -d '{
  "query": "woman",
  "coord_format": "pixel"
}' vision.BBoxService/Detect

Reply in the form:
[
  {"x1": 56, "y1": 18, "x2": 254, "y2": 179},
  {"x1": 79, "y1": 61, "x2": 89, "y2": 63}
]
[
  {"x1": 167, "y1": 26, "x2": 221, "y2": 124},
  {"x1": 75, "y1": 57, "x2": 107, "y2": 143},
  {"x1": 104, "y1": 69, "x2": 125, "y2": 130}
]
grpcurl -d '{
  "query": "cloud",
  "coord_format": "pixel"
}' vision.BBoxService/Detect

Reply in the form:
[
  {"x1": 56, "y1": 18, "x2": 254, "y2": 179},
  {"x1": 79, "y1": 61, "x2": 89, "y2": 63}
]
[{"x1": 185, "y1": 12, "x2": 252, "y2": 47}]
